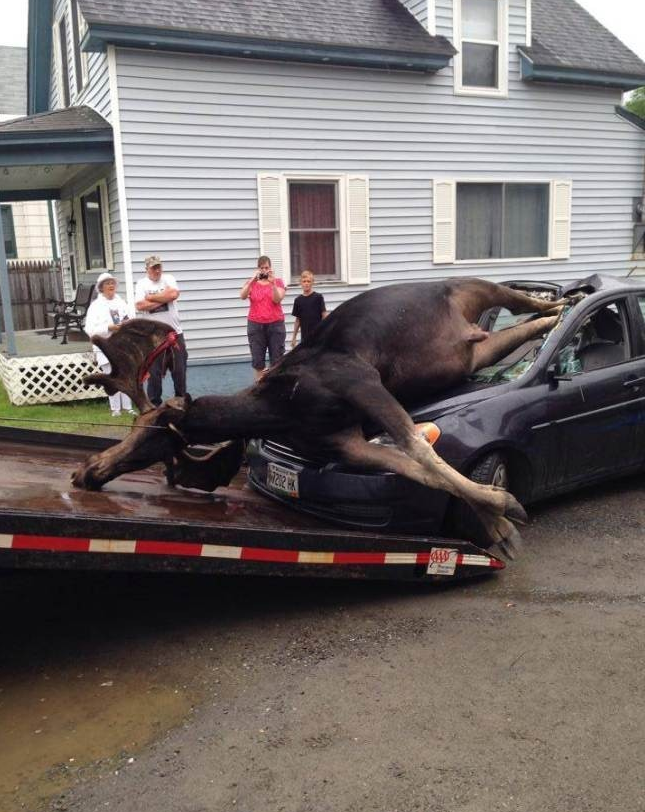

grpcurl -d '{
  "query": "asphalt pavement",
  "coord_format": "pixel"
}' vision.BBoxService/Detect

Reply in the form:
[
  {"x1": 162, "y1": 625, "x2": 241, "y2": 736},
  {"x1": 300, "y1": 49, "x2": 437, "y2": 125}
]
[{"x1": 1, "y1": 474, "x2": 644, "y2": 812}]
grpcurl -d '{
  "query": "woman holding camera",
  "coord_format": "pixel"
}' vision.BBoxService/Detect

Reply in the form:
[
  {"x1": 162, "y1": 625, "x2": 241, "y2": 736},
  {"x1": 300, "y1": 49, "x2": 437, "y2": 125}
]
[{"x1": 240, "y1": 255, "x2": 287, "y2": 380}]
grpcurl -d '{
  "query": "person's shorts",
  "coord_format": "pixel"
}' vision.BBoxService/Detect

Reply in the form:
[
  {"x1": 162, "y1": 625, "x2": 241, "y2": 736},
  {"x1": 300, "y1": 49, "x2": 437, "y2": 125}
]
[{"x1": 247, "y1": 320, "x2": 286, "y2": 369}]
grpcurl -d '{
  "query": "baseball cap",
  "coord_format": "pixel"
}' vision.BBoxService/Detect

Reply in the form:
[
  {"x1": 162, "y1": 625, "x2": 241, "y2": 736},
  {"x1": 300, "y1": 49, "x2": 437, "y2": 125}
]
[
  {"x1": 145, "y1": 255, "x2": 163, "y2": 269},
  {"x1": 96, "y1": 271, "x2": 117, "y2": 291}
]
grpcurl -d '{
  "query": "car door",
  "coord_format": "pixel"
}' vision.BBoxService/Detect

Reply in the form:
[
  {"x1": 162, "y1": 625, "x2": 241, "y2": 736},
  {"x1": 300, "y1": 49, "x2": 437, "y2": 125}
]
[{"x1": 541, "y1": 296, "x2": 645, "y2": 489}]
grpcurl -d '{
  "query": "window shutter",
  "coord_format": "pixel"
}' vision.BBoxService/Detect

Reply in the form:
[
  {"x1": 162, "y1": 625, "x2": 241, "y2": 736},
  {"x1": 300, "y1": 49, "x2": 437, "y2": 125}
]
[
  {"x1": 550, "y1": 180, "x2": 572, "y2": 259},
  {"x1": 346, "y1": 175, "x2": 370, "y2": 285},
  {"x1": 433, "y1": 180, "x2": 456, "y2": 264},
  {"x1": 98, "y1": 179, "x2": 114, "y2": 269},
  {"x1": 257, "y1": 173, "x2": 288, "y2": 279}
]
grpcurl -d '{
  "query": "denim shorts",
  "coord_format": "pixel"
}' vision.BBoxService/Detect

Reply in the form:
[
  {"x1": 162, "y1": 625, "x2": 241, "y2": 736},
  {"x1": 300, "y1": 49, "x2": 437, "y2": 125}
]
[{"x1": 247, "y1": 320, "x2": 286, "y2": 369}]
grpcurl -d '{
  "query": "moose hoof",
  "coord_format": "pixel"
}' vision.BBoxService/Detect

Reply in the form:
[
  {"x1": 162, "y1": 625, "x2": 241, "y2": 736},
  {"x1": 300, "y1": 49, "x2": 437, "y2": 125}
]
[{"x1": 503, "y1": 492, "x2": 527, "y2": 526}]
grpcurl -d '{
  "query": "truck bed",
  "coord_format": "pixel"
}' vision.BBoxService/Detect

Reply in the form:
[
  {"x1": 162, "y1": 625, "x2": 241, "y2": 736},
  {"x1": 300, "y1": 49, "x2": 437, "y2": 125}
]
[{"x1": 0, "y1": 428, "x2": 503, "y2": 581}]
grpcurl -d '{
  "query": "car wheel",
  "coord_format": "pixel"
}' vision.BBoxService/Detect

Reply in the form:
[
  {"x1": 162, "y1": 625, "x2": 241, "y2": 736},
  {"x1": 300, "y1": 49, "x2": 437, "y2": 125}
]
[{"x1": 445, "y1": 452, "x2": 509, "y2": 545}]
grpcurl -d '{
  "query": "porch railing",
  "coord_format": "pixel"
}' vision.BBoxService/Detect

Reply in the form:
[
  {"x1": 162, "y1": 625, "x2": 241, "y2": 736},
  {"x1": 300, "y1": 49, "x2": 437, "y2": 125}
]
[{"x1": 0, "y1": 259, "x2": 64, "y2": 332}]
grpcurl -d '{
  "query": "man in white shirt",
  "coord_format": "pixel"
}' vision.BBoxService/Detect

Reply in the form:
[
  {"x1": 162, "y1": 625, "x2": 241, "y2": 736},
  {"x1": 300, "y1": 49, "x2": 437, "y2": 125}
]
[{"x1": 135, "y1": 255, "x2": 188, "y2": 406}]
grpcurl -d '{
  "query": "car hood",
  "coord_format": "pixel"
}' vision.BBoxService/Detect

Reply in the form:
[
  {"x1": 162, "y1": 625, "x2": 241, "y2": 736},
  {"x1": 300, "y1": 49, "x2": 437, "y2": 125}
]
[{"x1": 408, "y1": 378, "x2": 516, "y2": 422}]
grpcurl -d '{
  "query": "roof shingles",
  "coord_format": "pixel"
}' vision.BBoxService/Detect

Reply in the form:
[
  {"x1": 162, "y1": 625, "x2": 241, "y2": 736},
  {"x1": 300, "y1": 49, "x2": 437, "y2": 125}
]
[
  {"x1": 527, "y1": 0, "x2": 645, "y2": 78},
  {"x1": 77, "y1": 0, "x2": 454, "y2": 56}
]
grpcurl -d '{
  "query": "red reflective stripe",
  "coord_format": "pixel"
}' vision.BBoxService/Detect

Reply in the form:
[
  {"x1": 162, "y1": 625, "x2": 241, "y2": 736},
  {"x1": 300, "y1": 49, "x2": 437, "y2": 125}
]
[
  {"x1": 415, "y1": 552, "x2": 431, "y2": 565},
  {"x1": 134, "y1": 540, "x2": 202, "y2": 557},
  {"x1": 489, "y1": 558, "x2": 505, "y2": 569},
  {"x1": 333, "y1": 552, "x2": 387, "y2": 565},
  {"x1": 241, "y1": 547, "x2": 299, "y2": 563},
  {"x1": 12, "y1": 535, "x2": 91, "y2": 552}
]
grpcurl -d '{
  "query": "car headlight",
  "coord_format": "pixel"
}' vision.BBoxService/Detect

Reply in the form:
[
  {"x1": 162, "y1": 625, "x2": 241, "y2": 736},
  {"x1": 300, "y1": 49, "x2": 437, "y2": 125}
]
[{"x1": 369, "y1": 421, "x2": 441, "y2": 447}]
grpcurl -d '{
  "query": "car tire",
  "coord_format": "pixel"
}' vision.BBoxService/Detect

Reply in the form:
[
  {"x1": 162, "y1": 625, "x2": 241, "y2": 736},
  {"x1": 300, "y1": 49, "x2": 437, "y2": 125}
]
[{"x1": 446, "y1": 452, "x2": 509, "y2": 545}]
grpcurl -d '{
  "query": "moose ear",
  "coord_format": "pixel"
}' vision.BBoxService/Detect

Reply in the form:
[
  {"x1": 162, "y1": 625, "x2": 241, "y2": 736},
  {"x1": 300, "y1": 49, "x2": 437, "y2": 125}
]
[{"x1": 154, "y1": 396, "x2": 189, "y2": 426}]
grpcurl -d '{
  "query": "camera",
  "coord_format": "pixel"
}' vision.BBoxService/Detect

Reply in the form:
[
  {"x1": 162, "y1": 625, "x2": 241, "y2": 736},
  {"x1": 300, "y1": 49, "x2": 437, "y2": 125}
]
[{"x1": 258, "y1": 272, "x2": 269, "y2": 279}]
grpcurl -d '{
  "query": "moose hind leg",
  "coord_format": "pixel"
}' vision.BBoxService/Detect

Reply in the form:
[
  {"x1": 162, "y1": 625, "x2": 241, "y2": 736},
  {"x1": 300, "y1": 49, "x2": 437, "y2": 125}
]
[{"x1": 337, "y1": 370, "x2": 526, "y2": 550}]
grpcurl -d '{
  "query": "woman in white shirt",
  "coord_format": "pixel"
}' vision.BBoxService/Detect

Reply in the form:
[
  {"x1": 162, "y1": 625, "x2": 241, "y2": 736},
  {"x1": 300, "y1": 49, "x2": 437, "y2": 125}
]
[{"x1": 84, "y1": 272, "x2": 136, "y2": 417}]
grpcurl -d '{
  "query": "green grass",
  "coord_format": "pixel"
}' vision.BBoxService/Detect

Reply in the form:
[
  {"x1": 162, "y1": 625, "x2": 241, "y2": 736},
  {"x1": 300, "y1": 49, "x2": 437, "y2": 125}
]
[{"x1": 0, "y1": 383, "x2": 136, "y2": 438}]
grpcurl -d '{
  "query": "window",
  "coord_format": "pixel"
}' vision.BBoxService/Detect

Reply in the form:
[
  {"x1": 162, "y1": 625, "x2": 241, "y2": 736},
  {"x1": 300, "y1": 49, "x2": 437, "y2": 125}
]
[
  {"x1": 556, "y1": 303, "x2": 628, "y2": 375},
  {"x1": 433, "y1": 179, "x2": 572, "y2": 264},
  {"x1": 72, "y1": 179, "x2": 113, "y2": 272},
  {"x1": 288, "y1": 182, "x2": 340, "y2": 281},
  {"x1": 70, "y1": 0, "x2": 88, "y2": 94},
  {"x1": 1, "y1": 206, "x2": 18, "y2": 259},
  {"x1": 456, "y1": 182, "x2": 549, "y2": 260},
  {"x1": 80, "y1": 187, "x2": 106, "y2": 269},
  {"x1": 57, "y1": 15, "x2": 71, "y2": 106},
  {"x1": 257, "y1": 173, "x2": 370, "y2": 285},
  {"x1": 455, "y1": 0, "x2": 508, "y2": 96}
]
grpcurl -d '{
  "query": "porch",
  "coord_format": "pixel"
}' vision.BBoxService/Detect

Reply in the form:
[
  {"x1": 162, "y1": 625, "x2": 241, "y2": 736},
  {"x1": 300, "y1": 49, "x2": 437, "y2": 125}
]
[
  {"x1": 0, "y1": 106, "x2": 114, "y2": 405},
  {"x1": 0, "y1": 327, "x2": 102, "y2": 405}
]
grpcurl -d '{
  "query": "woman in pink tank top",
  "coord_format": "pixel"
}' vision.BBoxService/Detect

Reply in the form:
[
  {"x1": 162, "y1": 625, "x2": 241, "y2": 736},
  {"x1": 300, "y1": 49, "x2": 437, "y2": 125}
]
[{"x1": 239, "y1": 255, "x2": 287, "y2": 381}]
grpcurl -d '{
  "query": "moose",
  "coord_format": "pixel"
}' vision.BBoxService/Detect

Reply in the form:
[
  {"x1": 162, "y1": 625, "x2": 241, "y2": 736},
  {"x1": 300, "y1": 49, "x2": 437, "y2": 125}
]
[{"x1": 73, "y1": 278, "x2": 567, "y2": 557}]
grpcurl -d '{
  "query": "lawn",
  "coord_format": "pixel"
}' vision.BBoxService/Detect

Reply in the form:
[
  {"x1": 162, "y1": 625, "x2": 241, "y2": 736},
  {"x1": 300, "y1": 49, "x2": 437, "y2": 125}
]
[{"x1": 0, "y1": 384, "x2": 136, "y2": 438}]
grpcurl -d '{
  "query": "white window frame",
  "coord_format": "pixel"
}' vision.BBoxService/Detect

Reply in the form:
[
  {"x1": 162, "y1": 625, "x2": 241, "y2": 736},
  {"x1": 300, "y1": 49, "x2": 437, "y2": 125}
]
[
  {"x1": 453, "y1": 0, "x2": 509, "y2": 98},
  {"x1": 433, "y1": 177, "x2": 572, "y2": 265},
  {"x1": 72, "y1": 178, "x2": 114, "y2": 274},
  {"x1": 257, "y1": 172, "x2": 370, "y2": 286},
  {"x1": 68, "y1": 0, "x2": 89, "y2": 97}
]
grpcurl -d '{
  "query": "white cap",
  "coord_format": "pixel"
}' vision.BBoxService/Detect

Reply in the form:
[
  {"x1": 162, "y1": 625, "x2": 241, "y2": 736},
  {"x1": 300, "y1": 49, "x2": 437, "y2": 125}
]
[{"x1": 96, "y1": 272, "x2": 117, "y2": 292}]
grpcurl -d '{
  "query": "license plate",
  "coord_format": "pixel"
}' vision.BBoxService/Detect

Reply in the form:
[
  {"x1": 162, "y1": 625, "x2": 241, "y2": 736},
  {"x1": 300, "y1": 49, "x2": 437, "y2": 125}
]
[{"x1": 266, "y1": 462, "x2": 299, "y2": 498}]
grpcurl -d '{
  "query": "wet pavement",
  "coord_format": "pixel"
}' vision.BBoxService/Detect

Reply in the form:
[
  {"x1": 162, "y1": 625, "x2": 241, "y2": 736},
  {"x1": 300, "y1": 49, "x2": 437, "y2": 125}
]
[{"x1": 1, "y1": 468, "x2": 644, "y2": 811}]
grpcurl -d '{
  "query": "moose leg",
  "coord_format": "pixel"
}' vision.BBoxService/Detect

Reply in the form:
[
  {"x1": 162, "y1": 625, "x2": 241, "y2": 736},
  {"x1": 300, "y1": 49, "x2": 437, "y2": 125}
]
[
  {"x1": 471, "y1": 314, "x2": 560, "y2": 372},
  {"x1": 335, "y1": 370, "x2": 526, "y2": 552},
  {"x1": 328, "y1": 425, "x2": 521, "y2": 558}
]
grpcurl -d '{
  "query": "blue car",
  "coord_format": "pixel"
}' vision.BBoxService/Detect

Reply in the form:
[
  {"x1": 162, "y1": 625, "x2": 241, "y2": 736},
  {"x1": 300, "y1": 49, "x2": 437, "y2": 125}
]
[{"x1": 247, "y1": 274, "x2": 645, "y2": 543}]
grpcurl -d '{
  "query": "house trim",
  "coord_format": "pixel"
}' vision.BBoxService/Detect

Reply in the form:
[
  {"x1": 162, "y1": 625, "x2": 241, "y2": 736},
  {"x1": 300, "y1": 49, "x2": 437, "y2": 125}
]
[
  {"x1": 83, "y1": 25, "x2": 454, "y2": 73},
  {"x1": 519, "y1": 50, "x2": 645, "y2": 90},
  {"x1": 615, "y1": 106, "x2": 645, "y2": 132},
  {"x1": 427, "y1": 0, "x2": 436, "y2": 36},
  {"x1": 107, "y1": 45, "x2": 134, "y2": 304},
  {"x1": 27, "y1": 0, "x2": 53, "y2": 115}
]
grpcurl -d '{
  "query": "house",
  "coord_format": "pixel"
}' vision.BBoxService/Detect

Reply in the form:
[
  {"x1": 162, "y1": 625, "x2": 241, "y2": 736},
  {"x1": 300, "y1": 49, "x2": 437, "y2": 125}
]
[
  {"x1": 0, "y1": 45, "x2": 57, "y2": 264},
  {"x1": 2, "y1": 0, "x2": 645, "y2": 379}
]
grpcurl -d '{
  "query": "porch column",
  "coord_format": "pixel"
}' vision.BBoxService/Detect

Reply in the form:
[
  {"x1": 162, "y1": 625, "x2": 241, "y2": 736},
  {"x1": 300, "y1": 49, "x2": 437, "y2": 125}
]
[{"x1": 0, "y1": 214, "x2": 17, "y2": 357}]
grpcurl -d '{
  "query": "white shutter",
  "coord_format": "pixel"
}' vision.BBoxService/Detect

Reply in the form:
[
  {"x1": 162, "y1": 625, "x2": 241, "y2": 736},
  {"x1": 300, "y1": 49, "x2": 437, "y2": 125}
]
[
  {"x1": 550, "y1": 180, "x2": 572, "y2": 259},
  {"x1": 433, "y1": 180, "x2": 456, "y2": 264},
  {"x1": 257, "y1": 173, "x2": 288, "y2": 279},
  {"x1": 346, "y1": 175, "x2": 370, "y2": 285},
  {"x1": 98, "y1": 179, "x2": 114, "y2": 269},
  {"x1": 72, "y1": 196, "x2": 86, "y2": 272}
]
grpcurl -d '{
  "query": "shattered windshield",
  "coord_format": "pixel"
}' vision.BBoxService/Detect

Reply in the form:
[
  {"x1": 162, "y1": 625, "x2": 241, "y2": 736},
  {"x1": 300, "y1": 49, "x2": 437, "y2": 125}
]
[{"x1": 470, "y1": 289, "x2": 570, "y2": 385}]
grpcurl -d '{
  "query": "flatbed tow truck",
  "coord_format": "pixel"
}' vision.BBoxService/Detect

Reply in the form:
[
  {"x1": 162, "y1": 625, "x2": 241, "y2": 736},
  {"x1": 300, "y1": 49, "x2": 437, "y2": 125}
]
[{"x1": 0, "y1": 427, "x2": 504, "y2": 582}]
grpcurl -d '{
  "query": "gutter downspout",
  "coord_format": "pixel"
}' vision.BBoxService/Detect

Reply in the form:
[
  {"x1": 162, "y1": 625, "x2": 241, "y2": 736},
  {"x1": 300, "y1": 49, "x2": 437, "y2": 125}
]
[{"x1": 0, "y1": 214, "x2": 17, "y2": 356}]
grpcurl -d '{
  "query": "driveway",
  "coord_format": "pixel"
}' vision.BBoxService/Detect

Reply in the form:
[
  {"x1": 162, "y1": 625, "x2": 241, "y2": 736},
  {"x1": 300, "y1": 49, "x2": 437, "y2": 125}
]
[{"x1": 2, "y1": 476, "x2": 644, "y2": 812}]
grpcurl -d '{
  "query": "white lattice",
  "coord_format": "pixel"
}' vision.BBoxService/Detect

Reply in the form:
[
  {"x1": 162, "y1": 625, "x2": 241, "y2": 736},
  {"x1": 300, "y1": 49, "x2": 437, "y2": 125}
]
[{"x1": 0, "y1": 351, "x2": 103, "y2": 405}]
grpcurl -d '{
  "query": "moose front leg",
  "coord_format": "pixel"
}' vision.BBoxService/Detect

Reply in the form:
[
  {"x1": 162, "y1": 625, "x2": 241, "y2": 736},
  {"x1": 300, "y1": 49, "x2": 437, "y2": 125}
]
[
  {"x1": 471, "y1": 313, "x2": 560, "y2": 372},
  {"x1": 333, "y1": 368, "x2": 527, "y2": 555}
]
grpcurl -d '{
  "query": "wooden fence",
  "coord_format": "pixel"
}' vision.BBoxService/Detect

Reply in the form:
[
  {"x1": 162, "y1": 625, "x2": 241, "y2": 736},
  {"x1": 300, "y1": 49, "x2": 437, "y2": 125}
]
[{"x1": 0, "y1": 259, "x2": 64, "y2": 331}]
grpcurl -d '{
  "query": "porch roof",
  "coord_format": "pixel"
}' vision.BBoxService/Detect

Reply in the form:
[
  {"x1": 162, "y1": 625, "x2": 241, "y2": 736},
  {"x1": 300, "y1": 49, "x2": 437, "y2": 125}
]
[{"x1": 0, "y1": 106, "x2": 114, "y2": 202}]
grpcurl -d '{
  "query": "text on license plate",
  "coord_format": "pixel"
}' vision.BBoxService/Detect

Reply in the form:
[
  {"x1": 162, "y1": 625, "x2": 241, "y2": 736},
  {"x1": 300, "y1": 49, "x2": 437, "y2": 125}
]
[{"x1": 266, "y1": 462, "x2": 299, "y2": 497}]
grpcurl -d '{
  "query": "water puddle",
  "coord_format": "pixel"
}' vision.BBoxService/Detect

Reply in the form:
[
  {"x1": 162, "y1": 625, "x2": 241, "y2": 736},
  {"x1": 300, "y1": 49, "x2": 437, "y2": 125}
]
[{"x1": 0, "y1": 666, "x2": 195, "y2": 811}]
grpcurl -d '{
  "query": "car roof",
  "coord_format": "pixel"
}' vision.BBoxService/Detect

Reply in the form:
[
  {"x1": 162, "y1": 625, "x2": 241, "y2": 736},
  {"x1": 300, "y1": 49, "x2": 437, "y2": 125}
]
[{"x1": 505, "y1": 274, "x2": 645, "y2": 299}]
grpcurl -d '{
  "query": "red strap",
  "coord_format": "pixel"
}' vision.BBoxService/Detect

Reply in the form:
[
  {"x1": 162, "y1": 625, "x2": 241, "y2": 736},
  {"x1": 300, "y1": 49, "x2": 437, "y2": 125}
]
[{"x1": 139, "y1": 331, "x2": 178, "y2": 384}]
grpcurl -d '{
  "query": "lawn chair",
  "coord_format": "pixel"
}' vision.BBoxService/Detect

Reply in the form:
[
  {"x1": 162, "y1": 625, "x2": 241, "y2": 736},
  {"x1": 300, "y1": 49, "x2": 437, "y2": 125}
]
[{"x1": 48, "y1": 282, "x2": 96, "y2": 345}]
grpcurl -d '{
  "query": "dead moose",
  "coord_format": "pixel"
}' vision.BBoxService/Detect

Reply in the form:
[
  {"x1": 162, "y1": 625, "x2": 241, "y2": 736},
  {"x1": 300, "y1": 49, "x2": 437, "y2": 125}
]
[{"x1": 73, "y1": 278, "x2": 567, "y2": 557}]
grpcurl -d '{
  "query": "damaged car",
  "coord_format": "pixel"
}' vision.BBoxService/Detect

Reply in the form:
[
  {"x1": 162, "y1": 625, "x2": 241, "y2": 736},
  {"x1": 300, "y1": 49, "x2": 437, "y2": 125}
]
[{"x1": 247, "y1": 274, "x2": 645, "y2": 541}]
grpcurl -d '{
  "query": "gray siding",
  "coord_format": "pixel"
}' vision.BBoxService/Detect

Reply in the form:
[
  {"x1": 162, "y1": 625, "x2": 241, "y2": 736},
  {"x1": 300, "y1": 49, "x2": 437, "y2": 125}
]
[
  {"x1": 112, "y1": 0, "x2": 645, "y2": 363},
  {"x1": 50, "y1": 0, "x2": 111, "y2": 120},
  {"x1": 399, "y1": 0, "x2": 428, "y2": 29}
]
